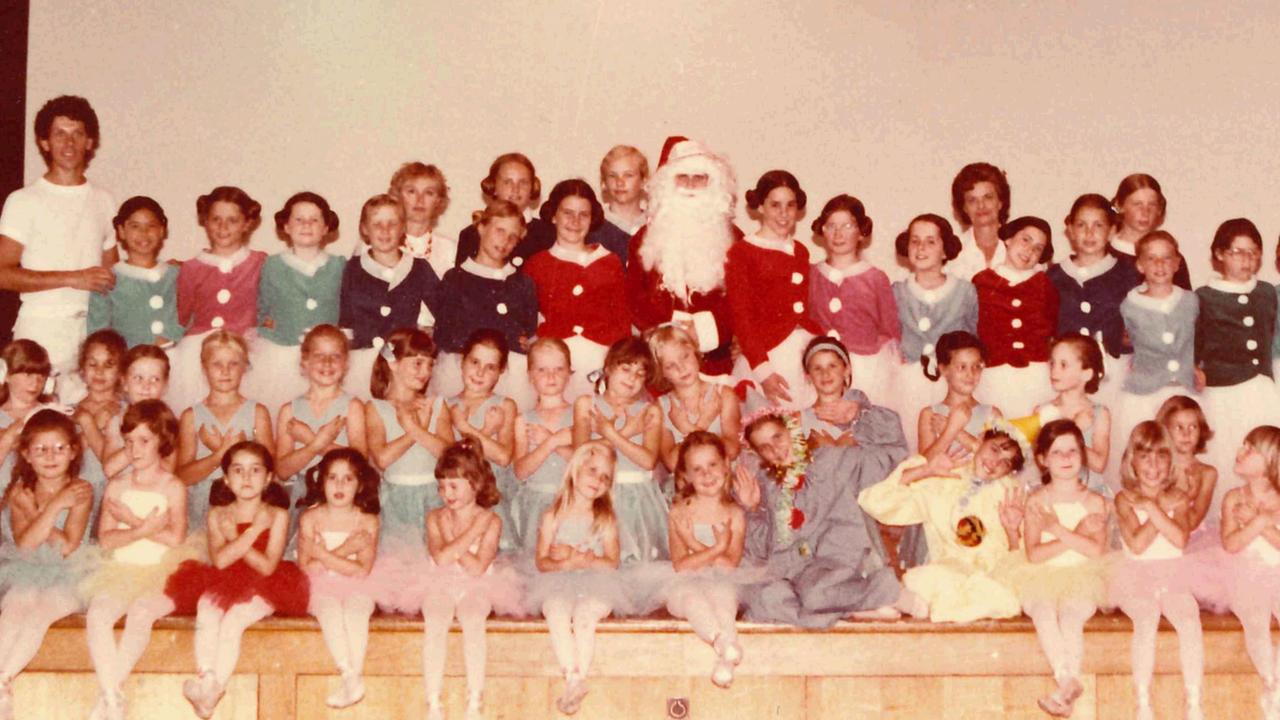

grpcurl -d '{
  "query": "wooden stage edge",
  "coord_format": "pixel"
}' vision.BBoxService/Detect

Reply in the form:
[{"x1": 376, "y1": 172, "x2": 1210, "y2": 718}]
[{"x1": 15, "y1": 612, "x2": 1271, "y2": 719}]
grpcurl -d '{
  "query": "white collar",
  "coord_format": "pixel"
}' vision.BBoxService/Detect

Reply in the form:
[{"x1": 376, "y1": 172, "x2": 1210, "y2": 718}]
[
  {"x1": 359, "y1": 249, "x2": 413, "y2": 289},
  {"x1": 549, "y1": 242, "x2": 611, "y2": 267},
  {"x1": 1109, "y1": 231, "x2": 1136, "y2": 256},
  {"x1": 604, "y1": 202, "x2": 647, "y2": 234},
  {"x1": 815, "y1": 259, "x2": 871, "y2": 284},
  {"x1": 462, "y1": 257, "x2": 516, "y2": 280},
  {"x1": 1125, "y1": 285, "x2": 1184, "y2": 313},
  {"x1": 196, "y1": 246, "x2": 251, "y2": 273},
  {"x1": 1208, "y1": 275, "x2": 1258, "y2": 294},
  {"x1": 993, "y1": 263, "x2": 1038, "y2": 284},
  {"x1": 743, "y1": 233, "x2": 795, "y2": 256},
  {"x1": 114, "y1": 261, "x2": 166, "y2": 283},
  {"x1": 280, "y1": 249, "x2": 330, "y2": 277},
  {"x1": 906, "y1": 273, "x2": 957, "y2": 304},
  {"x1": 1058, "y1": 254, "x2": 1116, "y2": 284}
]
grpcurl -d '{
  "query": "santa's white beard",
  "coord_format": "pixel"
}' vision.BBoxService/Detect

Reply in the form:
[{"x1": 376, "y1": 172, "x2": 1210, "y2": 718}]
[{"x1": 640, "y1": 190, "x2": 735, "y2": 303}]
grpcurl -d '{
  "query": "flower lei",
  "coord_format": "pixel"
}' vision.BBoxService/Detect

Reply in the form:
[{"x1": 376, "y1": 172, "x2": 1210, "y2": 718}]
[{"x1": 742, "y1": 408, "x2": 813, "y2": 547}]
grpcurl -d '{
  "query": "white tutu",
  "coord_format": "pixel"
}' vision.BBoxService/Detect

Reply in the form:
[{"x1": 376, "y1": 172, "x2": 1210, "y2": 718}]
[
  {"x1": 343, "y1": 346, "x2": 377, "y2": 401},
  {"x1": 1203, "y1": 375, "x2": 1280, "y2": 519},
  {"x1": 888, "y1": 361, "x2": 945, "y2": 454},
  {"x1": 735, "y1": 328, "x2": 816, "y2": 413},
  {"x1": 848, "y1": 342, "x2": 901, "y2": 411},
  {"x1": 165, "y1": 330, "x2": 213, "y2": 414},
  {"x1": 563, "y1": 335, "x2": 608, "y2": 404},
  {"x1": 1113, "y1": 384, "x2": 1187, "y2": 457},
  {"x1": 244, "y1": 340, "x2": 308, "y2": 415},
  {"x1": 978, "y1": 362, "x2": 1051, "y2": 420}
]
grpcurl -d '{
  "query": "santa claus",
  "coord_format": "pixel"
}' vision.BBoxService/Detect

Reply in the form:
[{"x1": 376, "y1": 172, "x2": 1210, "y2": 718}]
[{"x1": 626, "y1": 137, "x2": 742, "y2": 376}]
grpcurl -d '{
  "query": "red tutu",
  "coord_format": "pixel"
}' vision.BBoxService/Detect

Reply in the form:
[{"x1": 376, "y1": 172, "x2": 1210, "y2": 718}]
[
  {"x1": 164, "y1": 558, "x2": 310, "y2": 616},
  {"x1": 163, "y1": 522, "x2": 310, "y2": 616}
]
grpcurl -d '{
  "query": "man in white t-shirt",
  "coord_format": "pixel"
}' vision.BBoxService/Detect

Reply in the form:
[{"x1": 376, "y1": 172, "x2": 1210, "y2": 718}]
[{"x1": 0, "y1": 95, "x2": 117, "y2": 390}]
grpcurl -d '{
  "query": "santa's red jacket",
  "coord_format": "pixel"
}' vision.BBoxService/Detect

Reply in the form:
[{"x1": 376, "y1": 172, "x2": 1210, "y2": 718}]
[{"x1": 626, "y1": 224, "x2": 743, "y2": 376}]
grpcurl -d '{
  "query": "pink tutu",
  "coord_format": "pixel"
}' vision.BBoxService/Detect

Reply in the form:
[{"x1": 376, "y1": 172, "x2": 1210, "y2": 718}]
[
  {"x1": 1108, "y1": 551, "x2": 1229, "y2": 613},
  {"x1": 306, "y1": 568, "x2": 377, "y2": 604},
  {"x1": 369, "y1": 541, "x2": 525, "y2": 617},
  {"x1": 1224, "y1": 551, "x2": 1280, "y2": 615}
]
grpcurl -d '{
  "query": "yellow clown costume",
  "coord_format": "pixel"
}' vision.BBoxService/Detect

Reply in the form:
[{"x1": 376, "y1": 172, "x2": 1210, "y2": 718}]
[{"x1": 858, "y1": 455, "x2": 1022, "y2": 623}]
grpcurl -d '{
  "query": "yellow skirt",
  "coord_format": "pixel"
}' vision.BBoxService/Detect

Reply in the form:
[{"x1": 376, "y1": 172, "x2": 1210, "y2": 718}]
[{"x1": 79, "y1": 532, "x2": 207, "y2": 604}]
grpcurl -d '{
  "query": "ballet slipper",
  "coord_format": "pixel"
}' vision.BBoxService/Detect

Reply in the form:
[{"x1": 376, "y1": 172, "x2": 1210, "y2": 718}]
[
  {"x1": 105, "y1": 689, "x2": 126, "y2": 720},
  {"x1": 1134, "y1": 699, "x2": 1153, "y2": 720},
  {"x1": 426, "y1": 698, "x2": 445, "y2": 720},
  {"x1": 849, "y1": 606, "x2": 902, "y2": 621},
  {"x1": 1060, "y1": 677, "x2": 1084, "y2": 709},
  {"x1": 465, "y1": 696, "x2": 485, "y2": 720},
  {"x1": 1035, "y1": 692, "x2": 1070, "y2": 718},
  {"x1": 712, "y1": 635, "x2": 743, "y2": 667},
  {"x1": 343, "y1": 672, "x2": 366, "y2": 707},
  {"x1": 711, "y1": 658, "x2": 734, "y2": 689}
]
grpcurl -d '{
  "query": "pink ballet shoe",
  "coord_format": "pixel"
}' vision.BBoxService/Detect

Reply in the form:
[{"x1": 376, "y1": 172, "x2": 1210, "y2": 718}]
[{"x1": 326, "y1": 670, "x2": 365, "y2": 708}]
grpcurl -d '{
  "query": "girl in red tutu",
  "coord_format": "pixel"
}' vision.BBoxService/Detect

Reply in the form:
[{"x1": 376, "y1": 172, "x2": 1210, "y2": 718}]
[
  {"x1": 165, "y1": 441, "x2": 307, "y2": 719},
  {"x1": 296, "y1": 448, "x2": 380, "y2": 709},
  {"x1": 421, "y1": 440, "x2": 522, "y2": 720},
  {"x1": 1111, "y1": 422, "x2": 1205, "y2": 720}
]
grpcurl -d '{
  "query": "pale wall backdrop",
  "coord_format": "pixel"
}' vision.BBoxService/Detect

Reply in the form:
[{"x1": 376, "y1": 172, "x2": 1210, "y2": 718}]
[{"x1": 22, "y1": 1, "x2": 1280, "y2": 284}]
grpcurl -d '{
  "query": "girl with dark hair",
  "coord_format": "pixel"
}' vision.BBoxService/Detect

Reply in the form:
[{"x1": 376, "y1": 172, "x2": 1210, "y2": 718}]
[
  {"x1": 916, "y1": 331, "x2": 1001, "y2": 460},
  {"x1": 1195, "y1": 218, "x2": 1277, "y2": 513},
  {"x1": 807, "y1": 194, "x2": 901, "y2": 410},
  {"x1": 167, "y1": 440, "x2": 308, "y2": 719},
  {"x1": 1110, "y1": 173, "x2": 1192, "y2": 289},
  {"x1": 891, "y1": 213, "x2": 978, "y2": 450},
  {"x1": 525, "y1": 179, "x2": 630, "y2": 400},
  {"x1": 297, "y1": 447, "x2": 381, "y2": 709},
  {"x1": 87, "y1": 196, "x2": 186, "y2": 349},
  {"x1": 973, "y1": 216, "x2": 1059, "y2": 418},
  {"x1": 248, "y1": 191, "x2": 346, "y2": 411},
  {"x1": 728, "y1": 170, "x2": 820, "y2": 410}
]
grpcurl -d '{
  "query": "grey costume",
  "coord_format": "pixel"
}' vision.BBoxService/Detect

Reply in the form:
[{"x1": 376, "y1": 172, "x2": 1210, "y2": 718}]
[{"x1": 740, "y1": 436, "x2": 907, "y2": 628}]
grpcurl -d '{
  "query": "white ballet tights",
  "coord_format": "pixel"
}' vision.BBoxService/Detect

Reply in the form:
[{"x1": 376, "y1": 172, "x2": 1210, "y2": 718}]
[
  {"x1": 541, "y1": 595, "x2": 611, "y2": 681},
  {"x1": 193, "y1": 596, "x2": 273, "y2": 685},
  {"x1": 1232, "y1": 597, "x2": 1280, "y2": 688},
  {"x1": 0, "y1": 586, "x2": 81, "y2": 681},
  {"x1": 1121, "y1": 593, "x2": 1204, "y2": 695},
  {"x1": 1024, "y1": 599, "x2": 1096, "y2": 682},
  {"x1": 422, "y1": 589, "x2": 492, "y2": 703},
  {"x1": 86, "y1": 593, "x2": 176, "y2": 693},
  {"x1": 666, "y1": 584, "x2": 739, "y2": 651},
  {"x1": 310, "y1": 594, "x2": 375, "y2": 676}
]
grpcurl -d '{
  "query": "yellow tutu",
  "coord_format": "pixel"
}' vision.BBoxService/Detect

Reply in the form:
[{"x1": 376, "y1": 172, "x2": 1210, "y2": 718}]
[
  {"x1": 79, "y1": 532, "x2": 207, "y2": 604},
  {"x1": 994, "y1": 553, "x2": 1111, "y2": 608}
]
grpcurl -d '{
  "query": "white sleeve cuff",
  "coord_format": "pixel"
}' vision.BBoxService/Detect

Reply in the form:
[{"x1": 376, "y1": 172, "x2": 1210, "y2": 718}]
[{"x1": 690, "y1": 310, "x2": 720, "y2": 352}]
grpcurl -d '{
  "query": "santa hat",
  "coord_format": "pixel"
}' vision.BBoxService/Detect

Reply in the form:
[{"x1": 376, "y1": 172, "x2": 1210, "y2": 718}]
[{"x1": 658, "y1": 136, "x2": 714, "y2": 168}]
